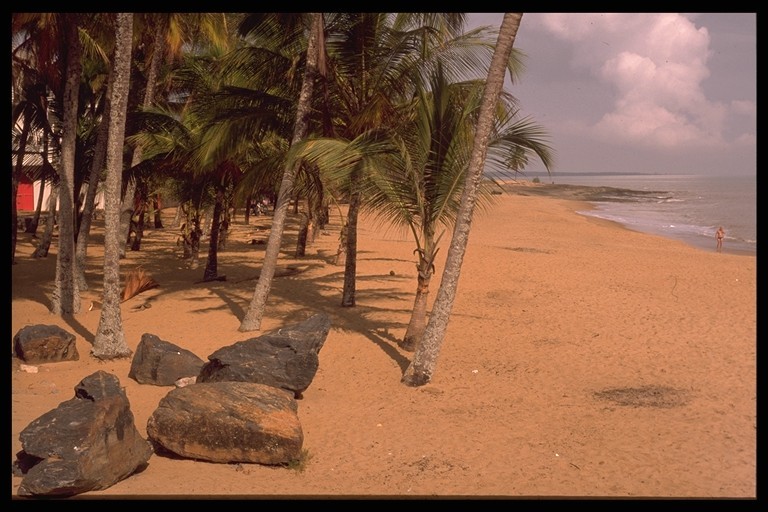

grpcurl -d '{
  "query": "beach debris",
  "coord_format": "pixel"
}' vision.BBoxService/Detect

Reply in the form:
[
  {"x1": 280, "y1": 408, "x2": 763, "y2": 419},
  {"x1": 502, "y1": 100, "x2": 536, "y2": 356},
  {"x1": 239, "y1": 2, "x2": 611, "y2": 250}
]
[
  {"x1": 19, "y1": 364, "x2": 38, "y2": 373},
  {"x1": 198, "y1": 313, "x2": 331, "y2": 399},
  {"x1": 147, "y1": 381, "x2": 303, "y2": 465},
  {"x1": 14, "y1": 371, "x2": 152, "y2": 497},
  {"x1": 121, "y1": 267, "x2": 159, "y2": 302},
  {"x1": 128, "y1": 333, "x2": 205, "y2": 386},
  {"x1": 132, "y1": 300, "x2": 154, "y2": 311},
  {"x1": 13, "y1": 324, "x2": 79, "y2": 364}
]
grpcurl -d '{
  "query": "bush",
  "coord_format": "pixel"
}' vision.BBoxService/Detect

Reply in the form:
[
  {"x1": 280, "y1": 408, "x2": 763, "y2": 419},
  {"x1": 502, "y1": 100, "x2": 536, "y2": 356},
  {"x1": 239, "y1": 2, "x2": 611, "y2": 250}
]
[{"x1": 532, "y1": 177, "x2": 541, "y2": 184}]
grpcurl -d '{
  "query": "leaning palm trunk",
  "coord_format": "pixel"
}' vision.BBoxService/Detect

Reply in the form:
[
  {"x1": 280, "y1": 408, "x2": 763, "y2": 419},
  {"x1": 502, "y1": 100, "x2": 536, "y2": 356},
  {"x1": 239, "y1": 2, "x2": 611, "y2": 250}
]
[
  {"x1": 75, "y1": 99, "x2": 110, "y2": 290},
  {"x1": 402, "y1": 13, "x2": 524, "y2": 386},
  {"x1": 239, "y1": 12, "x2": 323, "y2": 332},
  {"x1": 51, "y1": 15, "x2": 82, "y2": 315},
  {"x1": 11, "y1": 110, "x2": 31, "y2": 264},
  {"x1": 93, "y1": 12, "x2": 134, "y2": 359},
  {"x1": 400, "y1": 267, "x2": 433, "y2": 351},
  {"x1": 25, "y1": 177, "x2": 45, "y2": 234},
  {"x1": 33, "y1": 185, "x2": 58, "y2": 258}
]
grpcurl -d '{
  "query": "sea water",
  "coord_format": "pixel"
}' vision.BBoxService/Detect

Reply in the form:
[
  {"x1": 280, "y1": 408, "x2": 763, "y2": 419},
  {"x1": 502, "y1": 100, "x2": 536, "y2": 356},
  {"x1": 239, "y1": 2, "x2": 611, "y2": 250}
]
[{"x1": 536, "y1": 173, "x2": 756, "y2": 255}]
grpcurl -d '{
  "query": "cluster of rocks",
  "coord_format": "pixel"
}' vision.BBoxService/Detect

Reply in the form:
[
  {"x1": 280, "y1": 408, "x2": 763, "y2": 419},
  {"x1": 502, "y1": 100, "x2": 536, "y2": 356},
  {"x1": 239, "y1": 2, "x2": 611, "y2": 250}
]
[{"x1": 12, "y1": 314, "x2": 331, "y2": 498}]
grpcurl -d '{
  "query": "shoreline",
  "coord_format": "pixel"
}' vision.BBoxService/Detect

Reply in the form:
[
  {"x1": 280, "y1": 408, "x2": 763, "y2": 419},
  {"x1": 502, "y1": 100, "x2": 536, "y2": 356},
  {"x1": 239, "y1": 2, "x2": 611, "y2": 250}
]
[{"x1": 499, "y1": 181, "x2": 755, "y2": 256}]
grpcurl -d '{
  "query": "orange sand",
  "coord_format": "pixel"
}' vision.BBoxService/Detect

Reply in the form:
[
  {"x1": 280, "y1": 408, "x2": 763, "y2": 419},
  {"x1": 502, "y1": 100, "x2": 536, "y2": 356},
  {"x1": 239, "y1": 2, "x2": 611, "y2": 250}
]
[{"x1": 11, "y1": 186, "x2": 756, "y2": 498}]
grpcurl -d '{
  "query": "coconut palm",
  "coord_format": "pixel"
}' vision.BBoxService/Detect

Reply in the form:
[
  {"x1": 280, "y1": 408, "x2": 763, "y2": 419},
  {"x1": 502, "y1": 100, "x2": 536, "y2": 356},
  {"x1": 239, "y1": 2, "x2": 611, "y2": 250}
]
[
  {"x1": 239, "y1": 12, "x2": 325, "y2": 331},
  {"x1": 119, "y1": 13, "x2": 238, "y2": 256},
  {"x1": 402, "y1": 13, "x2": 531, "y2": 386},
  {"x1": 92, "y1": 12, "x2": 134, "y2": 359},
  {"x1": 49, "y1": 13, "x2": 83, "y2": 315},
  {"x1": 359, "y1": 61, "x2": 553, "y2": 351},
  {"x1": 12, "y1": 80, "x2": 54, "y2": 264},
  {"x1": 12, "y1": 12, "x2": 110, "y2": 305}
]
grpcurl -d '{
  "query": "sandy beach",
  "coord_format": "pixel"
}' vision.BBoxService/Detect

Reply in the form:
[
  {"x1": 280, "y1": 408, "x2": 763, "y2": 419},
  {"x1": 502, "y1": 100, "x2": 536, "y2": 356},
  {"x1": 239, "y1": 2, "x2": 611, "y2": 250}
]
[{"x1": 10, "y1": 184, "x2": 756, "y2": 499}]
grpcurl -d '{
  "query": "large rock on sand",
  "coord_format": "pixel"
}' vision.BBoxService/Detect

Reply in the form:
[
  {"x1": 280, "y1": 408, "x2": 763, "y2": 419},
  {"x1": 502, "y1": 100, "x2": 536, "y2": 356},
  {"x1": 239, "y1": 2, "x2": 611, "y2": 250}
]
[
  {"x1": 129, "y1": 333, "x2": 205, "y2": 386},
  {"x1": 13, "y1": 324, "x2": 79, "y2": 364},
  {"x1": 147, "y1": 381, "x2": 303, "y2": 465},
  {"x1": 14, "y1": 371, "x2": 152, "y2": 497},
  {"x1": 197, "y1": 313, "x2": 331, "y2": 398}
]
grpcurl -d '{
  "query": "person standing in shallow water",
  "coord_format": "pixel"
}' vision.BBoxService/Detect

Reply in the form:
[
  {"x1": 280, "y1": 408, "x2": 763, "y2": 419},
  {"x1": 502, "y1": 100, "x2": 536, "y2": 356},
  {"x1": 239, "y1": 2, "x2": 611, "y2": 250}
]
[{"x1": 716, "y1": 226, "x2": 725, "y2": 252}]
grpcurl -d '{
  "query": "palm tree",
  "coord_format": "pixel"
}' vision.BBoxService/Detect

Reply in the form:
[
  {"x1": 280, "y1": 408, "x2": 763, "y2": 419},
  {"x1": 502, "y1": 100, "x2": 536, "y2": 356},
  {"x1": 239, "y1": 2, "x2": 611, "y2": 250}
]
[
  {"x1": 74, "y1": 92, "x2": 109, "y2": 290},
  {"x1": 119, "y1": 13, "x2": 237, "y2": 256},
  {"x1": 239, "y1": 12, "x2": 325, "y2": 331},
  {"x1": 127, "y1": 19, "x2": 266, "y2": 282},
  {"x1": 50, "y1": 13, "x2": 83, "y2": 315},
  {"x1": 402, "y1": 13, "x2": 531, "y2": 386},
  {"x1": 362, "y1": 61, "x2": 553, "y2": 351},
  {"x1": 292, "y1": 13, "x2": 490, "y2": 308},
  {"x1": 12, "y1": 81, "x2": 53, "y2": 264},
  {"x1": 92, "y1": 12, "x2": 134, "y2": 359}
]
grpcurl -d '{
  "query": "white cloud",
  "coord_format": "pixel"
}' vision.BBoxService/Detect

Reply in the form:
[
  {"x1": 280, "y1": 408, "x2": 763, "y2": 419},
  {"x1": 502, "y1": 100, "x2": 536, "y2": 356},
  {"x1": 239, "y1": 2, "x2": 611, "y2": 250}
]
[{"x1": 538, "y1": 13, "x2": 732, "y2": 150}]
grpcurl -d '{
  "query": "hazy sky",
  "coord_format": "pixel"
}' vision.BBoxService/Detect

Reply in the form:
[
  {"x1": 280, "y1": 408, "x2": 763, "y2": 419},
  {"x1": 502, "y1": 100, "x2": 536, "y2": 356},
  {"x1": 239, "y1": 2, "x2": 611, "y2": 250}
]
[{"x1": 465, "y1": 13, "x2": 756, "y2": 176}]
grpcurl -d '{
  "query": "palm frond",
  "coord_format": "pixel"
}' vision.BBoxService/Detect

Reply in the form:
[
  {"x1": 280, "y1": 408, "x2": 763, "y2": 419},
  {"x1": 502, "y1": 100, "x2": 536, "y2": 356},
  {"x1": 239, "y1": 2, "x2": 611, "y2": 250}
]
[{"x1": 121, "y1": 268, "x2": 159, "y2": 302}]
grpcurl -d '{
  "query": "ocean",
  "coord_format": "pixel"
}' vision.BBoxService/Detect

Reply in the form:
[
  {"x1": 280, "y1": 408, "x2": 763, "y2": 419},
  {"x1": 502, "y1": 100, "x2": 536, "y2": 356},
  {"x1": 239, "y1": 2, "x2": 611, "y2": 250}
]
[{"x1": 528, "y1": 173, "x2": 756, "y2": 255}]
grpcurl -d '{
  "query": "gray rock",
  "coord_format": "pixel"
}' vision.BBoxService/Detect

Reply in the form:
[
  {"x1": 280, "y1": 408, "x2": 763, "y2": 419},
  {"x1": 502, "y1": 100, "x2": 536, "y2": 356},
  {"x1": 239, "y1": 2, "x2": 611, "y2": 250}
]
[
  {"x1": 198, "y1": 313, "x2": 331, "y2": 398},
  {"x1": 14, "y1": 371, "x2": 153, "y2": 497},
  {"x1": 129, "y1": 333, "x2": 205, "y2": 386},
  {"x1": 147, "y1": 381, "x2": 303, "y2": 465},
  {"x1": 13, "y1": 324, "x2": 79, "y2": 364}
]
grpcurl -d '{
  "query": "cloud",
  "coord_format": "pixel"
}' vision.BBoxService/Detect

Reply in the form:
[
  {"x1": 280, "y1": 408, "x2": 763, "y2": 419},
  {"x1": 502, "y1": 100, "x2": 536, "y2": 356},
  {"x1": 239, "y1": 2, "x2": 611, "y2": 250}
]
[{"x1": 537, "y1": 13, "x2": 734, "y2": 150}]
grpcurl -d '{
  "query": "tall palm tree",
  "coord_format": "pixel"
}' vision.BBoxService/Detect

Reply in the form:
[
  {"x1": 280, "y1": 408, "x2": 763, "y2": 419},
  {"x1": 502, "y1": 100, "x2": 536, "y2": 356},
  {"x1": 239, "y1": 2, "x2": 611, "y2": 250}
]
[
  {"x1": 50, "y1": 13, "x2": 83, "y2": 315},
  {"x1": 92, "y1": 12, "x2": 134, "y2": 359},
  {"x1": 402, "y1": 13, "x2": 530, "y2": 386},
  {"x1": 74, "y1": 90, "x2": 109, "y2": 290},
  {"x1": 239, "y1": 12, "x2": 325, "y2": 331}
]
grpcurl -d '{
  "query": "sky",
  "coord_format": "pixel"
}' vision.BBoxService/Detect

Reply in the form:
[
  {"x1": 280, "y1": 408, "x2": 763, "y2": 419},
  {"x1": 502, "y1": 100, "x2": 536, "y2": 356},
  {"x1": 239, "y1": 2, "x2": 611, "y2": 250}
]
[{"x1": 465, "y1": 13, "x2": 756, "y2": 177}]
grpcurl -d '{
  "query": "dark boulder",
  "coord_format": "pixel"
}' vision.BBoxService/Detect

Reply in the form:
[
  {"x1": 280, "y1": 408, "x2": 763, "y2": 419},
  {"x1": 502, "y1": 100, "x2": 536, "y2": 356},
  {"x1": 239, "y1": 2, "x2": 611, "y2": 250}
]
[
  {"x1": 198, "y1": 313, "x2": 331, "y2": 398},
  {"x1": 13, "y1": 324, "x2": 78, "y2": 364},
  {"x1": 14, "y1": 371, "x2": 153, "y2": 497},
  {"x1": 129, "y1": 333, "x2": 205, "y2": 386}
]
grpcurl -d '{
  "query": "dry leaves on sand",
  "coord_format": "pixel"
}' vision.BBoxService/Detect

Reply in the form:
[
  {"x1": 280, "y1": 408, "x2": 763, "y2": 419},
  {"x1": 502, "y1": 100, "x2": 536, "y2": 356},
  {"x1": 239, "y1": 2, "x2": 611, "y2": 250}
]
[{"x1": 121, "y1": 267, "x2": 159, "y2": 302}]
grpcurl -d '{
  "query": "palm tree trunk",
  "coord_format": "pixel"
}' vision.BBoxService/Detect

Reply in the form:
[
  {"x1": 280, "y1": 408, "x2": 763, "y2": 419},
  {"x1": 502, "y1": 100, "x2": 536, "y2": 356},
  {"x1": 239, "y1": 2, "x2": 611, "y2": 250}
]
[
  {"x1": 118, "y1": 15, "x2": 166, "y2": 258},
  {"x1": 202, "y1": 187, "x2": 224, "y2": 282},
  {"x1": 153, "y1": 194, "x2": 164, "y2": 228},
  {"x1": 51, "y1": 14, "x2": 82, "y2": 315},
  {"x1": 400, "y1": 269, "x2": 433, "y2": 351},
  {"x1": 33, "y1": 184, "x2": 58, "y2": 258},
  {"x1": 341, "y1": 167, "x2": 362, "y2": 307},
  {"x1": 402, "y1": 13, "x2": 523, "y2": 387},
  {"x1": 239, "y1": 12, "x2": 323, "y2": 332},
  {"x1": 93, "y1": 12, "x2": 135, "y2": 359},
  {"x1": 26, "y1": 178, "x2": 45, "y2": 234},
  {"x1": 26, "y1": 135, "x2": 52, "y2": 235},
  {"x1": 11, "y1": 113, "x2": 31, "y2": 264},
  {"x1": 75, "y1": 97, "x2": 109, "y2": 290}
]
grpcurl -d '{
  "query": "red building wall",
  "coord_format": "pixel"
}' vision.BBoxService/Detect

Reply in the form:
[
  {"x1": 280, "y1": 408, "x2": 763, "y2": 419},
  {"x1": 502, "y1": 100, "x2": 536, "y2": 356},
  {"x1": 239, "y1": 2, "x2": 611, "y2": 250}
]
[{"x1": 16, "y1": 176, "x2": 34, "y2": 211}]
